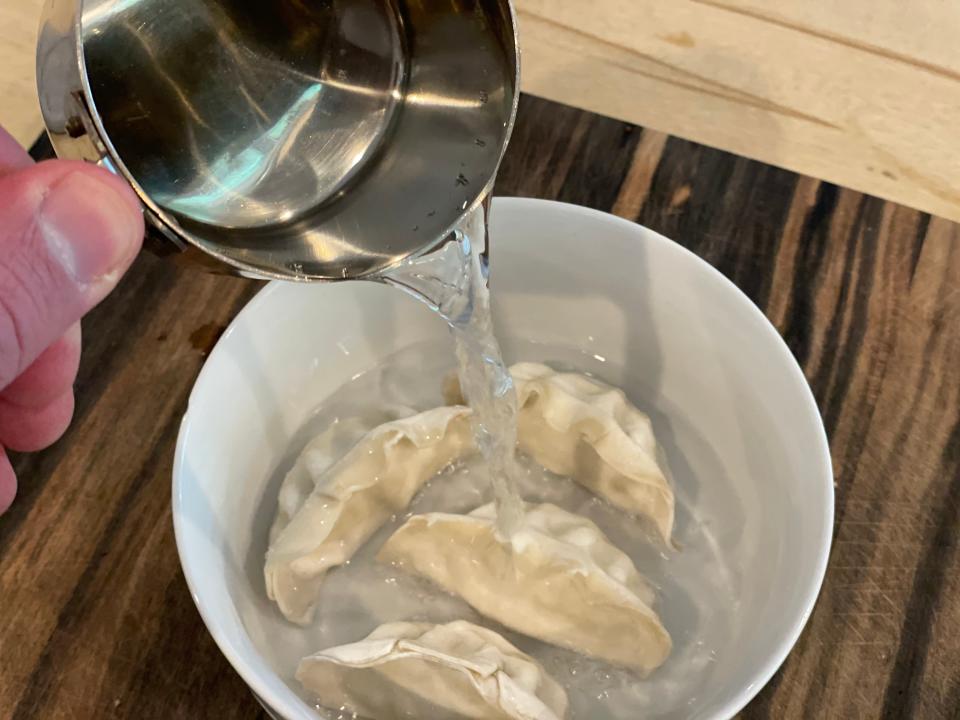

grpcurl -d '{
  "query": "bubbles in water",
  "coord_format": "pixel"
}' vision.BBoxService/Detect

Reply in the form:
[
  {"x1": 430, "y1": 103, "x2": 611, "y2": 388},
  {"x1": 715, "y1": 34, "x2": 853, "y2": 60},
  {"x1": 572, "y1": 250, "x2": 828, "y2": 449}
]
[{"x1": 261, "y1": 373, "x2": 741, "y2": 718}]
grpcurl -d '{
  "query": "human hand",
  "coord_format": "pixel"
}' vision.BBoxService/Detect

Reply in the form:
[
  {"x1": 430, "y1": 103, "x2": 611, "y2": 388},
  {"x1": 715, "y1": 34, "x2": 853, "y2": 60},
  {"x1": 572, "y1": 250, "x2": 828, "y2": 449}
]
[{"x1": 0, "y1": 127, "x2": 144, "y2": 514}]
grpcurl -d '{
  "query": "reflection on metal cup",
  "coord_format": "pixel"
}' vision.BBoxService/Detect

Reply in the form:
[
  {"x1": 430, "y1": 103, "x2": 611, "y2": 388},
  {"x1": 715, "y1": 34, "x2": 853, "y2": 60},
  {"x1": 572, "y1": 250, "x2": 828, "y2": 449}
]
[{"x1": 37, "y1": 0, "x2": 520, "y2": 281}]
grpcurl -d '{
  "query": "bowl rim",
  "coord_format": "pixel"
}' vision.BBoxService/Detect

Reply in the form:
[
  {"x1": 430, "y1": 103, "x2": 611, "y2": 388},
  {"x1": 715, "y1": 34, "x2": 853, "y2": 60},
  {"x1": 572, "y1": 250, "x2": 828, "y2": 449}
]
[{"x1": 172, "y1": 196, "x2": 834, "y2": 720}]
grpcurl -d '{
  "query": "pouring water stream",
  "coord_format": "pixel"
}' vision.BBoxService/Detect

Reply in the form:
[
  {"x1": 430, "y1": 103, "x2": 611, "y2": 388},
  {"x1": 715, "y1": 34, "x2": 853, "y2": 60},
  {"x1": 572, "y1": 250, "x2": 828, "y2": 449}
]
[{"x1": 382, "y1": 199, "x2": 525, "y2": 535}]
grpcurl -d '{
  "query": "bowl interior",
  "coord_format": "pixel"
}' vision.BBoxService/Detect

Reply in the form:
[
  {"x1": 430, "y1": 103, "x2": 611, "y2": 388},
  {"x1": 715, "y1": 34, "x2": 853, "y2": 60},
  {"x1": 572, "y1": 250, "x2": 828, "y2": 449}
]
[{"x1": 173, "y1": 198, "x2": 832, "y2": 720}]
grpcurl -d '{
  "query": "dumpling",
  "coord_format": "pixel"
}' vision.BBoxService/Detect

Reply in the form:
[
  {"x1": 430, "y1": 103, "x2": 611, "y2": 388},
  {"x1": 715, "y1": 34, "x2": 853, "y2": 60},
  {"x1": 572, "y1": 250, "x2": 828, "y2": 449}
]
[
  {"x1": 297, "y1": 620, "x2": 568, "y2": 720},
  {"x1": 265, "y1": 406, "x2": 474, "y2": 624},
  {"x1": 377, "y1": 502, "x2": 672, "y2": 675},
  {"x1": 445, "y1": 362, "x2": 674, "y2": 544},
  {"x1": 268, "y1": 415, "x2": 377, "y2": 546}
]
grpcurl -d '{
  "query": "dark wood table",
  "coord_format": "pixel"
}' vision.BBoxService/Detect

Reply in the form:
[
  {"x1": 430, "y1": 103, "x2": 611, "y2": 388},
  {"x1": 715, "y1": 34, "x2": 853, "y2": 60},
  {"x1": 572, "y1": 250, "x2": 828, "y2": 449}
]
[{"x1": 1, "y1": 96, "x2": 958, "y2": 719}]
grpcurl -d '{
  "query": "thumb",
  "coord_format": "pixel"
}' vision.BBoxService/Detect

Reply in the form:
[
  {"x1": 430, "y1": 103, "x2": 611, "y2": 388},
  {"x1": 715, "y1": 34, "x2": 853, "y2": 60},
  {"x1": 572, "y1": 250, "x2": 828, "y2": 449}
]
[{"x1": 0, "y1": 160, "x2": 143, "y2": 388}]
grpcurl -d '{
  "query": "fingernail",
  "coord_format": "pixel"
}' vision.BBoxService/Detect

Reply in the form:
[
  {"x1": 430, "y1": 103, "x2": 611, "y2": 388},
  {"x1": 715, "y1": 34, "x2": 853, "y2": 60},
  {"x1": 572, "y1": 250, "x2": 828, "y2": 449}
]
[{"x1": 39, "y1": 171, "x2": 142, "y2": 285}]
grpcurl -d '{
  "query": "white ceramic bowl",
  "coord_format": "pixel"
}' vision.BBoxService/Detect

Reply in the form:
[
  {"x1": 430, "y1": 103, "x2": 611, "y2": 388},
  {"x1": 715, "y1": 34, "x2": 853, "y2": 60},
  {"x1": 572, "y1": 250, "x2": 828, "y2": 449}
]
[{"x1": 173, "y1": 198, "x2": 833, "y2": 720}]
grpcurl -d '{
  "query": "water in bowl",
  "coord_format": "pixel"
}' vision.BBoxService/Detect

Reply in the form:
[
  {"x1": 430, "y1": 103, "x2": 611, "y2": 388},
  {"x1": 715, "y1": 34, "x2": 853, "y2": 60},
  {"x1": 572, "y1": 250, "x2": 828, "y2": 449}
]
[{"x1": 246, "y1": 333, "x2": 740, "y2": 719}]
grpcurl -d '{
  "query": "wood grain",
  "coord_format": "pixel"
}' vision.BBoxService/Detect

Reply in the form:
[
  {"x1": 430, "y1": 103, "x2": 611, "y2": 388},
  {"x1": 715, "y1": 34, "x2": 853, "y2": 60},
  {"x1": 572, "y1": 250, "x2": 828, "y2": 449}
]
[
  {"x1": 0, "y1": 0, "x2": 42, "y2": 146},
  {"x1": 515, "y1": 0, "x2": 960, "y2": 223},
  {"x1": 1, "y1": 95, "x2": 959, "y2": 718},
  {"x1": 2, "y1": 0, "x2": 959, "y2": 221}
]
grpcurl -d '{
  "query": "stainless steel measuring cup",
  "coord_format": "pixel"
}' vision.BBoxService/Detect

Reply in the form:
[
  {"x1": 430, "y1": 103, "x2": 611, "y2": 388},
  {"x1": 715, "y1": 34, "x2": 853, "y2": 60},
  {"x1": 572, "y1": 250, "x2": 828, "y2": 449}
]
[{"x1": 36, "y1": 0, "x2": 519, "y2": 281}]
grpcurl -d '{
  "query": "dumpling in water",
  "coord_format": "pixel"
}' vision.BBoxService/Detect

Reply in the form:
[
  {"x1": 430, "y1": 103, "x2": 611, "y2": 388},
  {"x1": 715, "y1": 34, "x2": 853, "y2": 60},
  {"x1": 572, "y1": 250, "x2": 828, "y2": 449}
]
[
  {"x1": 378, "y1": 502, "x2": 672, "y2": 675},
  {"x1": 297, "y1": 620, "x2": 568, "y2": 720},
  {"x1": 445, "y1": 362, "x2": 674, "y2": 544},
  {"x1": 268, "y1": 414, "x2": 382, "y2": 546},
  {"x1": 265, "y1": 406, "x2": 474, "y2": 624}
]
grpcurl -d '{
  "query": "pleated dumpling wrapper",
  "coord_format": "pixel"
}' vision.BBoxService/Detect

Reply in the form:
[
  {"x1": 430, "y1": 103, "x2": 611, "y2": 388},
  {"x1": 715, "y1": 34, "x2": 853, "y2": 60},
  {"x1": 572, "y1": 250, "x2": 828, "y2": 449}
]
[
  {"x1": 378, "y1": 502, "x2": 672, "y2": 675},
  {"x1": 297, "y1": 620, "x2": 568, "y2": 720},
  {"x1": 265, "y1": 406, "x2": 474, "y2": 624},
  {"x1": 445, "y1": 362, "x2": 674, "y2": 544}
]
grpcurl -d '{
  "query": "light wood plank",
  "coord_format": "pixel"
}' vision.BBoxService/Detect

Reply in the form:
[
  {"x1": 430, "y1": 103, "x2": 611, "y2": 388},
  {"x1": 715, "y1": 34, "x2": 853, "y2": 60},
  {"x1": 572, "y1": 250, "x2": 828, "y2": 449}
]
[
  {"x1": 0, "y1": 0, "x2": 43, "y2": 147},
  {"x1": 516, "y1": 0, "x2": 960, "y2": 222}
]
